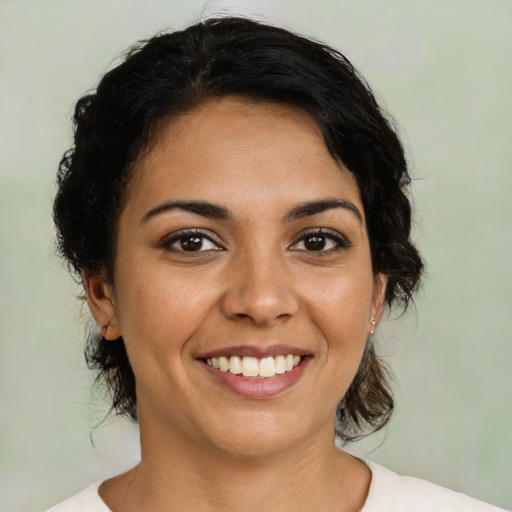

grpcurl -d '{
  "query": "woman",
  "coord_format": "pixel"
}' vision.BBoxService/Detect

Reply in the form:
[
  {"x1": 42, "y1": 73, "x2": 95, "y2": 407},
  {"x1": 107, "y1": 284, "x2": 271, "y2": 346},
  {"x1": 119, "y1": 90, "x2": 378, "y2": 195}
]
[{"x1": 48, "y1": 16, "x2": 505, "y2": 512}]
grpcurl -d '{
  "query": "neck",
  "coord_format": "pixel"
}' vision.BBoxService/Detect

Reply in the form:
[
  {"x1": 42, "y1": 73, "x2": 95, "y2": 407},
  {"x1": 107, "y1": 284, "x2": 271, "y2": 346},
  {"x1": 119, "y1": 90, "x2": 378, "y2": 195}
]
[{"x1": 100, "y1": 414, "x2": 370, "y2": 512}]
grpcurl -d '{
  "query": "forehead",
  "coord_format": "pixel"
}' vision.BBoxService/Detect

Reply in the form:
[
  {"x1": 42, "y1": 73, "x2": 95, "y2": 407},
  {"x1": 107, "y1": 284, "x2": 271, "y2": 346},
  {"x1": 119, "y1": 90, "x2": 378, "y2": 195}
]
[{"x1": 125, "y1": 96, "x2": 362, "y2": 218}]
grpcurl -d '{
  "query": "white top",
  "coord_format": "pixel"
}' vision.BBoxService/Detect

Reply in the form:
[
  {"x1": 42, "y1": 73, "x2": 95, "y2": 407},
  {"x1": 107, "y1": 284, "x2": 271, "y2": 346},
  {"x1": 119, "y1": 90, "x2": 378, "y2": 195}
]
[{"x1": 45, "y1": 461, "x2": 507, "y2": 511}]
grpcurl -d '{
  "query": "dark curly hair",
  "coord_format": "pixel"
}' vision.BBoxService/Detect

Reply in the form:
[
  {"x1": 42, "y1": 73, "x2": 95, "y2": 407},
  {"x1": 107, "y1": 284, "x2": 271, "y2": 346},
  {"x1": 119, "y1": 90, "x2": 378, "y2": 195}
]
[{"x1": 53, "y1": 16, "x2": 423, "y2": 442}]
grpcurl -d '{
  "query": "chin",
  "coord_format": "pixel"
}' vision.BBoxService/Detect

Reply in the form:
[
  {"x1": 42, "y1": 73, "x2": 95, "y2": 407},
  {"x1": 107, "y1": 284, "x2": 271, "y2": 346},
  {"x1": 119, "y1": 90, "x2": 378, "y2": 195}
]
[
  {"x1": 210, "y1": 432, "x2": 299, "y2": 460},
  {"x1": 201, "y1": 410, "x2": 327, "y2": 460}
]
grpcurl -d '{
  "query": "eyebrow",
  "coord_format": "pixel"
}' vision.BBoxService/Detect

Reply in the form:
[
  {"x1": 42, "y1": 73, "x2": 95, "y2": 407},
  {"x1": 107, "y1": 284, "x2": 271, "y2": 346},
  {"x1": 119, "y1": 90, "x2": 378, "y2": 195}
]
[
  {"x1": 141, "y1": 200, "x2": 232, "y2": 223},
  {"x1": 283, "y1": 198, "x2": 363, "y2": 224},
  {"x1": 141, "y1": 197, "x2": 363, "y2": 225}
]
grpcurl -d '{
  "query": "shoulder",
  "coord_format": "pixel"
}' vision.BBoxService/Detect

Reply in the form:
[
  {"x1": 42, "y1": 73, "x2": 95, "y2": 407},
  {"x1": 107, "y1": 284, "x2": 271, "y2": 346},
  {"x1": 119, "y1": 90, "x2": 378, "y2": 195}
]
[
  {"x1": 361, "y1": 461, "x2": 507, "y2": 512},
  {"x1": 44, "y1": 482, "x2": 111, "y2": 512}
]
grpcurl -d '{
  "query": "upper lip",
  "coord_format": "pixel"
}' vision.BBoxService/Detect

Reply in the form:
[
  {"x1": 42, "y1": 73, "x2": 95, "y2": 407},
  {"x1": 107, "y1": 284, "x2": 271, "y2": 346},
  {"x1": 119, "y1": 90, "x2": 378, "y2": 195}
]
[{"x1": 196, "y1": 344, "x2": 311, "y2": 359}]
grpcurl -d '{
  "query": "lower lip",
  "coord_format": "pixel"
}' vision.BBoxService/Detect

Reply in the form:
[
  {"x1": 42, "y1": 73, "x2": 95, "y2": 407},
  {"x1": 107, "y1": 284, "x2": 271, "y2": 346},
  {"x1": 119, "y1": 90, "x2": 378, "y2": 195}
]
[{"x1": 199, "y1": 358, "x2": 310, "y2": 398}]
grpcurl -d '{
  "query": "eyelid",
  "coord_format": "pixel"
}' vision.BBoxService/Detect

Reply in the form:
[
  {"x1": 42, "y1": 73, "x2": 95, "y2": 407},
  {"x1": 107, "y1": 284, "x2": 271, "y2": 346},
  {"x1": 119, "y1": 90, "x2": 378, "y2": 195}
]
[
  {"x1": 289, "y1": 227, "x2": 351, "y2": 251},
  {"x1": 159, "y1": 228, "x2": 225, "y2": 250}
]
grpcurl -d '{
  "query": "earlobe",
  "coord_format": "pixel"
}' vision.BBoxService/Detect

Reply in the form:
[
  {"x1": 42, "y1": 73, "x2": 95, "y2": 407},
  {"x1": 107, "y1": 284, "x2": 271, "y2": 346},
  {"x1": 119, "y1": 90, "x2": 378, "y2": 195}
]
[
  {"x1": 370, "y1": 273, "x2": 387, "y2": 333},
  {"x1": 83, "y1": 270, "x2": 121, "y2": 340}
]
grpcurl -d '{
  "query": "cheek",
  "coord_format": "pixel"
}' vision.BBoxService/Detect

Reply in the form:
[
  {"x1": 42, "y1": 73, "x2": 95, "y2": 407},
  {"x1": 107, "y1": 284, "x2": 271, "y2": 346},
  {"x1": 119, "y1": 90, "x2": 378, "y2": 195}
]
[
  {"x1": 112, "y1": 270, "x2": 220, "y2": 403},
  {"x1": 300, "y1": 263, "x2": 374, "y2": 396},
  {"x1": 304, "y1": 267, "x2": 374, "y2": 337},
  {"x1": 114, "y1": 263, "x2": 221, "y2": 353}
]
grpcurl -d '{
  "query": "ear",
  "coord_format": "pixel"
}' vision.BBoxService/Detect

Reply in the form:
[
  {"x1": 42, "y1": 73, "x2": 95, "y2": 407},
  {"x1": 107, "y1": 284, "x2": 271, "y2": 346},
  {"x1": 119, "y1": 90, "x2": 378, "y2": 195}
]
[
  {"x1": 83, "y1": 270, "x2": 121, "y2": 340},
  {"x1": 369, "y1": 273, "x2": 387, "y2": 335}
]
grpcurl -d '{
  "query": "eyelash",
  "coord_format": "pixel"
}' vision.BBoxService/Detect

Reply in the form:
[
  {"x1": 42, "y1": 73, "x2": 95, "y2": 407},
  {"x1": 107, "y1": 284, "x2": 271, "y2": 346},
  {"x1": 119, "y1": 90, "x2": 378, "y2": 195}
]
[
  {"x1": 290, "y1": 228, "x2": 351, "y2": 253},
  {"x1": 160, "y1": 228, "x2": 350, "y2": 254},
  {"x1": 160, "y1": 229, "x2": 224, "y2": 253}
]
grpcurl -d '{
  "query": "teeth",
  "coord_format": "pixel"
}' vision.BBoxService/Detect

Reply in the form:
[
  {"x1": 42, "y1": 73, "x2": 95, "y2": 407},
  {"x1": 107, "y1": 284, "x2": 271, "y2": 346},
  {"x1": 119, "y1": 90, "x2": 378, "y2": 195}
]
[
  {"x1": 229, "y1": 356, "x2": 242, "y2": 374},
  {"x1": 259, "y1": 357, "x2": 276, "y2": 377},
  {"x1": 219, "y1": 356, "x2": 229, "y2": 372},
  {"x1": 275, "y1": 355, "x2": 286, "y2": 374},
  {"x1": 205, "y1": 354, "x2": 303, "y2": 378},
  {"x1": 241, "y1": 356, "x2": 259, "y2": 377}
]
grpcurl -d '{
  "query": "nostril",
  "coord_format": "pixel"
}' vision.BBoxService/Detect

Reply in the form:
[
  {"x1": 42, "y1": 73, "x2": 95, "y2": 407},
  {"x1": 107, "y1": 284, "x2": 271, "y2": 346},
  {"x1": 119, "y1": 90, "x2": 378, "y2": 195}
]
[{"x1": 219, "y1": 273, "x2": 299, "y2": 326}]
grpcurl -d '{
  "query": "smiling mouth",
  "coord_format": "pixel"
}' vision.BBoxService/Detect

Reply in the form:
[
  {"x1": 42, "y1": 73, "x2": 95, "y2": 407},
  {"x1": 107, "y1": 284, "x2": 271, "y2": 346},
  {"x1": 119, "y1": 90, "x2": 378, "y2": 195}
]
[{"x1": 205, "y1": 354, "x2": 302, "y2": 378}]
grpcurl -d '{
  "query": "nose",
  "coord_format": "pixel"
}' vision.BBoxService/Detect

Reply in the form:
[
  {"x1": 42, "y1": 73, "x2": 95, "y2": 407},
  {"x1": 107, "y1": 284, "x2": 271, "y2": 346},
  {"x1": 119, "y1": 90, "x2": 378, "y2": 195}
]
[{"x1": 220, "y1": 251, "x2": 299, "y2": 327}]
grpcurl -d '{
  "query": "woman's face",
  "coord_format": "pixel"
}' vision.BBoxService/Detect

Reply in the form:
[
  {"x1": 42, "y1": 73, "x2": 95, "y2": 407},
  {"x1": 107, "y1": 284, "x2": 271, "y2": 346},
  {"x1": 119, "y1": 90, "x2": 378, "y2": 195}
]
[{"x1": 87, "y1": 97, "x2": 385, "y2": 457}]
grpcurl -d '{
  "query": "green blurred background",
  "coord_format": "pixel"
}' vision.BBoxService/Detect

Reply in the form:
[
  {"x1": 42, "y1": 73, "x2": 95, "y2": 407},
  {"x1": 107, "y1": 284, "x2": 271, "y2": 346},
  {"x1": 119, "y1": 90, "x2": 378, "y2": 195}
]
[{"x1": 1, "y1": 1, "x2": 510, "y2": 510}]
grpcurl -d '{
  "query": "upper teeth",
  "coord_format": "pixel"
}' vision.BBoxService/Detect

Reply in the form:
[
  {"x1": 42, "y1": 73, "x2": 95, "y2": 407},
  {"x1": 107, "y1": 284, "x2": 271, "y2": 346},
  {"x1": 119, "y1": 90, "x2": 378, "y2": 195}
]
[{"x1": 206, "y1": 354, "x2": 301, "y2": 378}]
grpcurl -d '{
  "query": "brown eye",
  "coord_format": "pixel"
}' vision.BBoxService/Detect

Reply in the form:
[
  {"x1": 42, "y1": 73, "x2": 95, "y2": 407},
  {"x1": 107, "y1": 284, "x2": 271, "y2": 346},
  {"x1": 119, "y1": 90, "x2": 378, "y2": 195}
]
[
  {"x1": 291, "y1": 229, "x2": 350, "y2": 253},
  {"x1": 180, "y1": 235, "x2": 204, "y2": 251},
  {"x1": 303, "y1": 235, "x2": 327, "y2": 251},
  {"x1": 161, "y1": 230, "x2": 223, "y2": 253}
]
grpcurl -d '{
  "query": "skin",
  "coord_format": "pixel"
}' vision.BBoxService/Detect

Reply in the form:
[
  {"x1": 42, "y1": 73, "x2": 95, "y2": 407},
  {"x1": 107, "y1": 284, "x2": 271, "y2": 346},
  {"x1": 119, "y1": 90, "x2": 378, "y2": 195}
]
[{"x1": 85, "y1": 96, "x2": 387, "y2": 512}]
